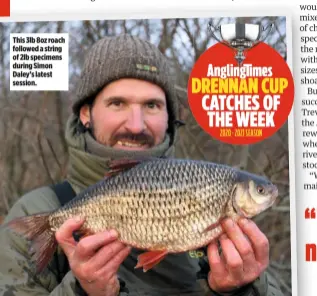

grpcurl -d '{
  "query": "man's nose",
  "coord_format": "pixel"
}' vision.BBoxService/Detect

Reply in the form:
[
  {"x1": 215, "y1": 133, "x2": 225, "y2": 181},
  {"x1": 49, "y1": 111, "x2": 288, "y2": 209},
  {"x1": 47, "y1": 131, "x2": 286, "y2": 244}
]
[{"x1": 125, "y1": 107, "x2": 146, "y2": 134}]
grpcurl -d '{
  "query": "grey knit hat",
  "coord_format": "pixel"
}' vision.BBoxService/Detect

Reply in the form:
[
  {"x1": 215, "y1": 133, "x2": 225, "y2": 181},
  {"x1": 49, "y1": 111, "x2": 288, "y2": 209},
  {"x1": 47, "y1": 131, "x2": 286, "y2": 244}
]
[{"x1": 73, "y1": 34, "x2": 179, "y2": 142}]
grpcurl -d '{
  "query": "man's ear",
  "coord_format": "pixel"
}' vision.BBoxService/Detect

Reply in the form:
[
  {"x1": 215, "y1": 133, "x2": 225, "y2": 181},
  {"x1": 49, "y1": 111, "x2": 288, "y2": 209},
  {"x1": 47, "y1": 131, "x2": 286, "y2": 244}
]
[{"x1": 79, "y1": 104, "x2": 91, "y2": 126}]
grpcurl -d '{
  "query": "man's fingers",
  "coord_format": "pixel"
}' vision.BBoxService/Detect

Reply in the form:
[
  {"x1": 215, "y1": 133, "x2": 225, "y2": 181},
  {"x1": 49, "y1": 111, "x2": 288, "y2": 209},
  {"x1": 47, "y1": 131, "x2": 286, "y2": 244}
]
[
  {"x1": 238, "y1": 218, "x2": 269, "y2": 266},
  {"x1": 94, "y1": 246, "x2": 131, "y2": 280},
  {"x1": 87, "y1": 241, "x2": 127, "y2": 271},
  {"x1": 55, "y1": 217, "x2": 85, "y2": 257},
  {"x1": 221, "y1": 218, "x2": 256, "y2": 268},
  {"x1": 74, "y1": 230, "x2": 119, "y2": 260},
  {"x1": 219, "y1": 234, "x2": 244, "y2": 280},
  {"x1": 207, "y1": 241, "x2": 227, "y2": 277}
]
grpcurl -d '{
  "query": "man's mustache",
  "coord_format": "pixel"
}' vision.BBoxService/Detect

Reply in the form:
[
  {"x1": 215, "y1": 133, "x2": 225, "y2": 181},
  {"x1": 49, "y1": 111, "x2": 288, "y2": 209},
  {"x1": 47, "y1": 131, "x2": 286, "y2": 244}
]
[{"x1": 110, "y1": 132, "x2": 155, "y2": 147}]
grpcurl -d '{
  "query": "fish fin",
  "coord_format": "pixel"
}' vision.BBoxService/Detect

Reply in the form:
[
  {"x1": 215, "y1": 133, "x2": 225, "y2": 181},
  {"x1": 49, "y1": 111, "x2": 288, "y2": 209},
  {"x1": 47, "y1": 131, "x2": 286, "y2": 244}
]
[
  {"x1": 6, "y1": 213, "x2": 57, "y2": 273},
  {"x1": 202, "y1": 217, "x2": 227, "y2": 233},
  {"x1": 105, "y1": 157, "x2": 159, "y2": 177},
  {"x1": 135, "y1": 250, "x2": 168, "y2": 272},
  {"x1": 202, "y1": 221, "x2": 221, "y2": 233},
  {"x1": 73, "y1": 227, "x2": 94, "y2": 241}
]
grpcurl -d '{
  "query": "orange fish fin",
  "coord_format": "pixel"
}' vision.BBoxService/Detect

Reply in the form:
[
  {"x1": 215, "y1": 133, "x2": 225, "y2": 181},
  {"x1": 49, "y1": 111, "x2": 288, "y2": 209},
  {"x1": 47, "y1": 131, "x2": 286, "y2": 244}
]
[
  {"x1": 105, "y1": 157, "x2": 159, "y2": 177},
  {"x1": 135, "y1": 250, "x2": 168, "y2": 272},
  {"x1": 73, "y1": 227, "x2": 94, "y2": 241},
  {"x1": 6, "y1": 212, "x2": 57, "y2": 273}
]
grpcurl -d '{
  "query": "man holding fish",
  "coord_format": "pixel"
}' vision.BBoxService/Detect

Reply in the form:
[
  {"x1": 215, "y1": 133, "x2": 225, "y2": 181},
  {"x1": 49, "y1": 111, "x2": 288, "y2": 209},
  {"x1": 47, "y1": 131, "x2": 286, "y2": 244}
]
[{"x1": 0, "y1": 34, "x2": 283, "y2": 296}]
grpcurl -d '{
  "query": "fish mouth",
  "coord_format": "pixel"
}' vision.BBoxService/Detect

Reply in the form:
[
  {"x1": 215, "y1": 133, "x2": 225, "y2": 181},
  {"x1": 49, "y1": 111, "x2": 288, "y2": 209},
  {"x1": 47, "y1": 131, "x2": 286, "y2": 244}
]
[
  {"x1": 271, "y1": 185, "x2": 279, "y2": 200},
  {"x1": 266, "y1": 185, "x2": 279, "y2": 208}
]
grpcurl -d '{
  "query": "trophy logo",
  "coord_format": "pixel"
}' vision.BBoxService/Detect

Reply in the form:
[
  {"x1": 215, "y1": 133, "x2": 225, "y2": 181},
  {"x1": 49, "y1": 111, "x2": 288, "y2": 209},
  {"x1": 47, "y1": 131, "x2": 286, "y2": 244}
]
[{"x1": 207, "y1": 22, "x2": 274, "y2": 66}]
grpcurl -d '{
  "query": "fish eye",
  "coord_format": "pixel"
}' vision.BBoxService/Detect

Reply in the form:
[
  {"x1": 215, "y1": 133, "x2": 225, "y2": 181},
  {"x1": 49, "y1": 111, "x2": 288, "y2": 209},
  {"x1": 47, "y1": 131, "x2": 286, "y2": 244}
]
[{"x1": 257, "y1": 185, "x2": 265, "y2": 194}]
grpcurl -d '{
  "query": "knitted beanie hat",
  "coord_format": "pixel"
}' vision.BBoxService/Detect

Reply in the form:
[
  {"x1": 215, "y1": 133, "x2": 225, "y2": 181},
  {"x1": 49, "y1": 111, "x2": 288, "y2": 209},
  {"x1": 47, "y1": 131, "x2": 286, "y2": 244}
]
[{"x1": 73, "y1": 34, "x2": 179, "y2": 143}]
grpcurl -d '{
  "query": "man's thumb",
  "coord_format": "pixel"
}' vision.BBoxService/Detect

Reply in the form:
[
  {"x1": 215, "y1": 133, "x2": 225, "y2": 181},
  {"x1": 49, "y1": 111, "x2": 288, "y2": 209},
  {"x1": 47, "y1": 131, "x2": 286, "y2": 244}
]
[{"x1": 55, "y1": 216, "x2": 85, "y2": 257}]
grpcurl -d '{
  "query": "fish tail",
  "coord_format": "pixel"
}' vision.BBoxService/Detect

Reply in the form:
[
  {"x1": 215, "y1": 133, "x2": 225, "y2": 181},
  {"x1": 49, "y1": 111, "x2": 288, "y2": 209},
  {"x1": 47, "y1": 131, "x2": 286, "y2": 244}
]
[{"x1": 6, "y1": 213, "x2": 57, "y2": 273}]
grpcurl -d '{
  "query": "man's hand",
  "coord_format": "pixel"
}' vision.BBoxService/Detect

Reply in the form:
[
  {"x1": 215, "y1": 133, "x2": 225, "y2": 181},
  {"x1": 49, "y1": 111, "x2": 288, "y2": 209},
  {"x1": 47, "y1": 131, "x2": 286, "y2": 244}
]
[
  {"x1": 55, "y1": 217, "x2": 131, "y2": 296},
  {"x1": 207, "y1": 218, "x2": 269, "y2": 293}
]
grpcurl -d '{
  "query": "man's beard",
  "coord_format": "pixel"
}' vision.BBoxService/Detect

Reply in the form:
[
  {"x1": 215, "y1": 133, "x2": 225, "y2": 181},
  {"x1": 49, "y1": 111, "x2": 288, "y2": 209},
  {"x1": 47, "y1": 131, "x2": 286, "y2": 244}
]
[{"x1": 88, "y1": 114, "x2": 155, "y2": 148}]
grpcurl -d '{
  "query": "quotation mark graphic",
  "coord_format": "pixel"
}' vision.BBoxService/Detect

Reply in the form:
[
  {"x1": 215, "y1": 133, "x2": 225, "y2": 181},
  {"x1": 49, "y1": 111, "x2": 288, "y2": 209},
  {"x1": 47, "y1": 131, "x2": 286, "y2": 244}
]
[
  {"x1": 310, "y1": 172, "x2": 317, "y2": 179},
  {"x1": 305, "y1": 208, "x2": 316, "y2": 219}
]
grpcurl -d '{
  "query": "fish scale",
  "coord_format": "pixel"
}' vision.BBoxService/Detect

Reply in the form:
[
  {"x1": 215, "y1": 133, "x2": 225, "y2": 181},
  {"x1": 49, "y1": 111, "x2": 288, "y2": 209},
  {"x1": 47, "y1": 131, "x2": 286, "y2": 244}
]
[
  {"x1": 7, "y1": 157, "x2": 278, "y2": 272},
  {"x1": 49, "y1": 159, "x2": 240, "y2": 251}
]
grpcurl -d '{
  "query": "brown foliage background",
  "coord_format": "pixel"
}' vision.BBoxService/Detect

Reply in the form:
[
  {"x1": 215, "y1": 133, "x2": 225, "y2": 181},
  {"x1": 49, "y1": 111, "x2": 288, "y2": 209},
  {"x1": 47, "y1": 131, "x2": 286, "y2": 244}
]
[{"x1": 0, "y1": 16, "x2": 291, "y2": 294}]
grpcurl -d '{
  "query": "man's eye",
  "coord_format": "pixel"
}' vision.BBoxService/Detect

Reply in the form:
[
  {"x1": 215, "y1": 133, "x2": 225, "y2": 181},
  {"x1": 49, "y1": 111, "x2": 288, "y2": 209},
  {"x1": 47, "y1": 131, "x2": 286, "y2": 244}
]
[
  {"x1": 147, "y1": 102, "x2": 158, "y2": 109},
  {"x1": 109, "y1": 100, "x2": 123, "y2": 107}
]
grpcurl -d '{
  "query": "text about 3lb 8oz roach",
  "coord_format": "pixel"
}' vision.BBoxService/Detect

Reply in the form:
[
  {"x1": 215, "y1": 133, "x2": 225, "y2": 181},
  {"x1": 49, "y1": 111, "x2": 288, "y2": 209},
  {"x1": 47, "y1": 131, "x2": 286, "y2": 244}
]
[{"x1": 10, "y1": 33, "x2": 69, "y2": 91}]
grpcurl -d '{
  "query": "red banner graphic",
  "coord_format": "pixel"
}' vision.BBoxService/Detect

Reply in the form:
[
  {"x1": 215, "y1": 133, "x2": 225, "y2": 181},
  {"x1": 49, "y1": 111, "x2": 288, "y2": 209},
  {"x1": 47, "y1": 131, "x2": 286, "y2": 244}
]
[{"x1": 0, "y1": 0, "x2": 10, "y2": 16}]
